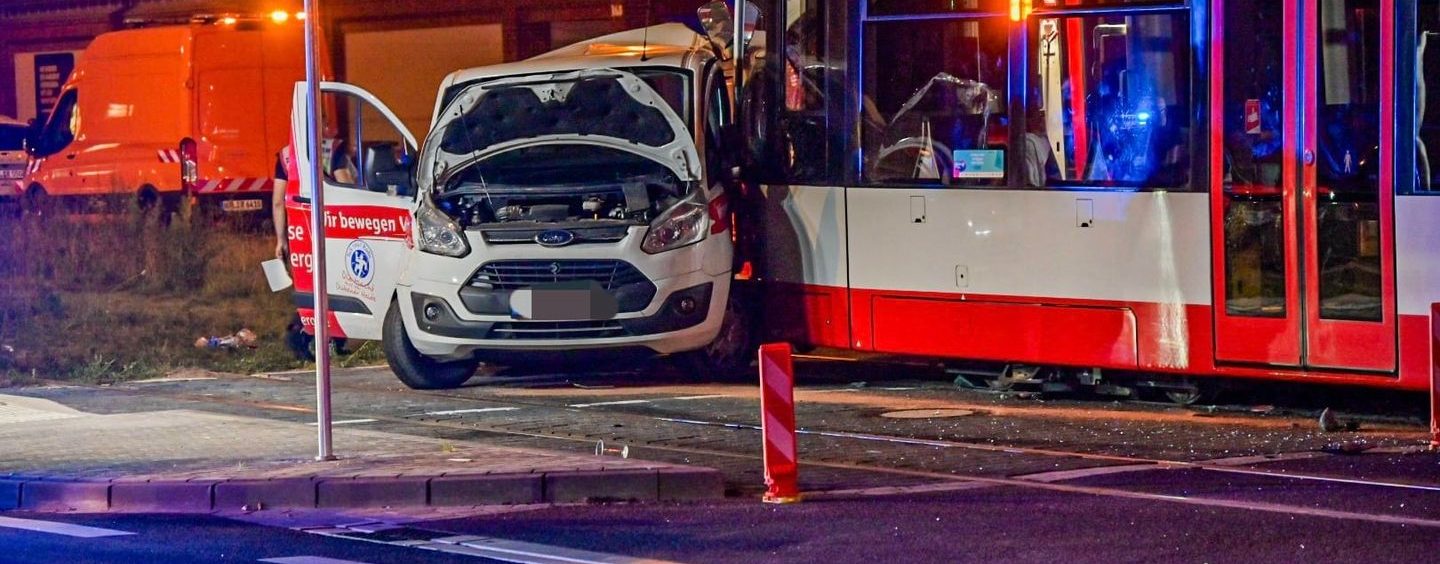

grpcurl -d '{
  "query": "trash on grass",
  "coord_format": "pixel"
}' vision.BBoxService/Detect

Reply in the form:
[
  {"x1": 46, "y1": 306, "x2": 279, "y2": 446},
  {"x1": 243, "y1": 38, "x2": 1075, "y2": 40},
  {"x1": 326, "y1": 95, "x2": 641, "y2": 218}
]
[{"x1": 194, "y1": 328, "x2": 259, "y2": 350}]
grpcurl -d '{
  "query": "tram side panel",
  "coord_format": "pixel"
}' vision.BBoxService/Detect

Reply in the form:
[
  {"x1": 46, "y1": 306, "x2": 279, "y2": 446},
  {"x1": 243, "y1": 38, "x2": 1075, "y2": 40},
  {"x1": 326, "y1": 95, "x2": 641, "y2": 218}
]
[
  {"x1": 1395, "y1": 196, "x2": 1440, "y2": 390},
  {"x1": 757, "y1": 184, "x2": 852, "y2": 349},
  {"x1": 842, "y1": 189, "x2": 1214, "y2": 373}
]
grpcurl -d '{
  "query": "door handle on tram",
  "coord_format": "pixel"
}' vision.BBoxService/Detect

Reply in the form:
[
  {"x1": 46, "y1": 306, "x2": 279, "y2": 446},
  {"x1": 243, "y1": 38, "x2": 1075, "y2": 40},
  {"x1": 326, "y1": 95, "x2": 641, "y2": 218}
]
[{"x1": 1302, "y1": 149, "x2": 1315, "y2": 166}]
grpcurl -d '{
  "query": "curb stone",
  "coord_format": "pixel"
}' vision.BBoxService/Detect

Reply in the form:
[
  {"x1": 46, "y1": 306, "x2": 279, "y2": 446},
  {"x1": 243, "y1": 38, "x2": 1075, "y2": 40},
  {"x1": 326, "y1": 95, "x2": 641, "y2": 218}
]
[{"x1": 0, "y1": 467, "x2": 724, "y2": 514}]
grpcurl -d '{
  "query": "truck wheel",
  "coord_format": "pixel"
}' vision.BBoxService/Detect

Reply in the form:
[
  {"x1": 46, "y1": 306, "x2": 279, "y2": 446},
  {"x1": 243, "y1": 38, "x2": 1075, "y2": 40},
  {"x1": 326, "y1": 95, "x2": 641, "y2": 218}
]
[
  {"x1": 677, "y1": 284, "x2": 756, "y2": 380},
  {"x1": 382, "y1": 302, "x2": 479, "y2": 389},
  {"x1": 21, "y1": 184, "x2": 50, "y2": 217}
]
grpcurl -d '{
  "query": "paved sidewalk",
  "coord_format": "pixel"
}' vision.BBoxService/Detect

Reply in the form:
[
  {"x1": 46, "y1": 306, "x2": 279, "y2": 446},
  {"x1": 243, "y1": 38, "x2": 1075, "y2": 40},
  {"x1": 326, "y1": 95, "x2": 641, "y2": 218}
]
[{"x1": 0, "y1": 395, "x2": 722, "y2": 513}]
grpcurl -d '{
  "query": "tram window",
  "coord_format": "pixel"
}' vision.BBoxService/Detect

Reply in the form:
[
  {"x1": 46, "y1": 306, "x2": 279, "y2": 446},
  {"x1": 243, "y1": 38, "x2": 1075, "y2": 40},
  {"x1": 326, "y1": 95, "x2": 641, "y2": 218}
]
[
  {"x1": 866, "y1": 0, "x2": 1007, "y2": 17},
  {"x1": 861, "y1": 16, "x2": 1009, "y2": 187},
  {"x1": 1416, "y1": 0, "x2": 1440, "y2": 194},
  {"x1": 1025, "y1": 13, "x2": 1193, "y2": 190},
  {"x1": 762, "y1": 0, "x2": 845, "y2": 184}
]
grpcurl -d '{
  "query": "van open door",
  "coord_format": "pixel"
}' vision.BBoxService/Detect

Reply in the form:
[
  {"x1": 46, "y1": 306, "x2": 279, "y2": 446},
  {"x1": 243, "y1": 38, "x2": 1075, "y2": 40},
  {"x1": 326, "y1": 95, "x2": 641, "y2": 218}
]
[{"x1": 286, "y1": 82, "x2": 419, "y2": 341}]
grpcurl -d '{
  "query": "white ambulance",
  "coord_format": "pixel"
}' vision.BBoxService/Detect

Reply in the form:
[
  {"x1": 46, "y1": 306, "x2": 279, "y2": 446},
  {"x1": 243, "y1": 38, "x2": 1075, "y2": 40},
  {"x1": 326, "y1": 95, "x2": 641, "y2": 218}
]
[
  {"x1": 0, "y1": 116, "x2": 28, "y2": 203},
  {"x1": 288, "y1": 20, "x2": 757, "y2": 389}
]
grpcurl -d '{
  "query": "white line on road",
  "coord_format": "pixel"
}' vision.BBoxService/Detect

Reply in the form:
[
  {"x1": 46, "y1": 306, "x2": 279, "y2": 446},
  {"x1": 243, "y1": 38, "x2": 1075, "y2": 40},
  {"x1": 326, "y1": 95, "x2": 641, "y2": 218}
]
[
  {"x1": 807, "y1": 481, "x2": 993, "y2": 498},
  {"x1": 1015, "y1": 464, "x2": 1164, "y2": 483},
  {"x1": 260, "y1": 557, "x2": 374, "y2": 564},
  {"x1": 426, "y1": 535, "x2": 679, "y2": 564},
  {"x1": 0, "y1": 516, "x2": 134, "y2": 538},
  {"x1": 308, "y1": 419, "x2": 378, "y2": 426},
  {"x1": 568, "y1": 400, "x2": 653, "y2": 408},
  {"x1": 421, "y1": 407, "x2": 521, "y2": 416}
]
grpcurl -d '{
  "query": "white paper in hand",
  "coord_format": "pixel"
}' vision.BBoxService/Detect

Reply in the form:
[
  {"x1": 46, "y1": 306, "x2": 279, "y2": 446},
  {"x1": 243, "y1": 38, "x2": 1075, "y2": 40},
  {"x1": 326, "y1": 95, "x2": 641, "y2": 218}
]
[{"x1": 262, "y1": 258, "x2": 292, "y2": 292}]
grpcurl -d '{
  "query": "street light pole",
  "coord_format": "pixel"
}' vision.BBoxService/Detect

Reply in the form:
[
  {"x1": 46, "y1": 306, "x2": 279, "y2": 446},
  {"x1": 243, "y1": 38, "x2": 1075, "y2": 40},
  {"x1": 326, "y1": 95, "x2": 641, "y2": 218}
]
[{"x1": 302, "y1": 0, "x2": 335, "y2": 462}]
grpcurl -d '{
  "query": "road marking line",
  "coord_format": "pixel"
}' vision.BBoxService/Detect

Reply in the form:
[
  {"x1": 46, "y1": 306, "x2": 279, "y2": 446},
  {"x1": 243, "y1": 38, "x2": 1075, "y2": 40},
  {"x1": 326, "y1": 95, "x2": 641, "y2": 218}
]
[
  {"x1": 128, "y1": 377, "x2": 219, "y2": 384},
  {"x1": 260, "y1": 557, "x2": 374, "y2": 564},
  {"x1": 0, "y1": 516, "x2": 134, "y2": 538},
  {"x1": 1197, "y1": 451, "x2": 1330, "y2": 466},
  {"x1": 428, "y1": 535, "x2": 678, "y2": 564},
  {"x1": 1015, "y1": 464, "x2": 1164, "y2": 483},
  {"x1": 568, "y1": 400, "x2": 652, "y2": 408},
  {"x1": 307, "y1": 419, "x2": 377, "y2": 426},
  {"x1": 421, "y1": 407, "x2": 520, "y2": 416},
  {"x1": 808, "y1": 481, "x2": 993, "y2": 498}
]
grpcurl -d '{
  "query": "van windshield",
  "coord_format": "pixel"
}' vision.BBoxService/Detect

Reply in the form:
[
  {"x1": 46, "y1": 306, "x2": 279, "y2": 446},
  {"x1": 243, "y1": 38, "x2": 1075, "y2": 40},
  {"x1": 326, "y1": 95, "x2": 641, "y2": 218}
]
[{"x1": 0, "y1": 125, "x2": 25, "y2": 151}]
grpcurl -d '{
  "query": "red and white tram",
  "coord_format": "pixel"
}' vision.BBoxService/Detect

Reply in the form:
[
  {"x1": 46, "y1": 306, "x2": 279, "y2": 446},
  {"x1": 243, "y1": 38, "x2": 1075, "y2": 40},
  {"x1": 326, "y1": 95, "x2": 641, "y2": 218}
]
[{"x1": 739, "y1": 0, "x2": 1440, "y2": 393}]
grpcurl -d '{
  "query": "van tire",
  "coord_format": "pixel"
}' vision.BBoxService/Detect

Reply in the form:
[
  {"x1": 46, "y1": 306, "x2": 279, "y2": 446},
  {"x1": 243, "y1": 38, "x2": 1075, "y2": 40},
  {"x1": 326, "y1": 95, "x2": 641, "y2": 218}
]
[
  {"x1": 677, "y1": 283, "x2": 756, "y2": 380},
  {"x1": 382, "y1": 302, "x2": 479, "y2": 389},
  {"x1": 21, "y1": 184, "x2": 50, "y2": 217},
  {"x1": 137, "y1": 185, "x2": 160, "y2": 214}
]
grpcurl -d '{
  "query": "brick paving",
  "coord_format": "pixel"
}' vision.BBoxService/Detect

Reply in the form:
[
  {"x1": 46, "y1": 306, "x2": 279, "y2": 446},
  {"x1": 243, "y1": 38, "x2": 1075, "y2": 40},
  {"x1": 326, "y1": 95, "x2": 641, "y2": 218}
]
[{"x1": 0, "y1": 397, "x2": 723, "y2": 512}]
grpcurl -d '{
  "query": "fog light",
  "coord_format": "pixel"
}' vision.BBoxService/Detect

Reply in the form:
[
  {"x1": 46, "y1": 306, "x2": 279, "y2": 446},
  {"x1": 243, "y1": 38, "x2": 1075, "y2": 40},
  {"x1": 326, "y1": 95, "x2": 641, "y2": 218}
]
[
  {"x1": 424, "y1": 303, "x2": 442, "y2": 321},
  {"x1": 675, "y1": 296, "x2": 698, "y2": 315}
]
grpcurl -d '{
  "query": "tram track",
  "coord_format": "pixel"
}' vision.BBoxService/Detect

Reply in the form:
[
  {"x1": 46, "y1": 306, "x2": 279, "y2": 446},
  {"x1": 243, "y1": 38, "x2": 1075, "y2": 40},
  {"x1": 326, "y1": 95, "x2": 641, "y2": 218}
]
[
  {"x1": 41, "y1": 376, "x2": 1440, "y2": 530},
  {"x1": 82, "y1": 372, "x2": 1439, "y2": 494}
]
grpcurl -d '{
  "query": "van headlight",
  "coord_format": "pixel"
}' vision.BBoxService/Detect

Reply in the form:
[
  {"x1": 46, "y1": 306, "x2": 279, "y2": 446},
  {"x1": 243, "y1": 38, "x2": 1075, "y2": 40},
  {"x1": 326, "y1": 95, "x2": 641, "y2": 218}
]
[
  {"x1": 642, "y1": 192, "x2": 708, "y2": 254},
  {"x1": 417, "y1": 202, "x2": 470, "y2": 258}
]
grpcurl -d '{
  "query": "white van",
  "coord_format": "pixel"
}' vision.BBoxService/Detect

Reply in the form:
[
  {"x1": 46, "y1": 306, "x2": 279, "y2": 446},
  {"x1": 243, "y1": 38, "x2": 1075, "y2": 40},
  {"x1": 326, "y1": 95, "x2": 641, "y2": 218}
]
[
  {"x1": 0, "y1": 116, "x2": 28, "y2": 202},
  {"x1": 286, "y1": 22, "x2": 755, "y2": 388}
]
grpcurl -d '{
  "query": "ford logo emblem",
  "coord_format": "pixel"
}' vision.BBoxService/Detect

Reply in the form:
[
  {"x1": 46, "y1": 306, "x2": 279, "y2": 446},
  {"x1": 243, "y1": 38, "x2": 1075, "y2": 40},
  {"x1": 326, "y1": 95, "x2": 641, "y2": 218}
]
[{"x1": 535, "y1": 229, "x2": 576, "y2": 247}]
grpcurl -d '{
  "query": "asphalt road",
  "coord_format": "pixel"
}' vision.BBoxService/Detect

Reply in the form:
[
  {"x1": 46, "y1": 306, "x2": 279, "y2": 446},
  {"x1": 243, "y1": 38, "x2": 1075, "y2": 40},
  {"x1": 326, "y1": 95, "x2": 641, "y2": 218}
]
[{"x1": 3, "y1": 357, "x2": 1439, "y2": 563}]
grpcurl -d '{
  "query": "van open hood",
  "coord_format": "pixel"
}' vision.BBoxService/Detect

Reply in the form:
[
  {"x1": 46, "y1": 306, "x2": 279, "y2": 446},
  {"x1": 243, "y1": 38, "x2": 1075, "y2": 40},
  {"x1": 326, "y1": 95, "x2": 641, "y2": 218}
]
[{"x1": 419, "y1": 68, "x2": 700, "y2": 194}]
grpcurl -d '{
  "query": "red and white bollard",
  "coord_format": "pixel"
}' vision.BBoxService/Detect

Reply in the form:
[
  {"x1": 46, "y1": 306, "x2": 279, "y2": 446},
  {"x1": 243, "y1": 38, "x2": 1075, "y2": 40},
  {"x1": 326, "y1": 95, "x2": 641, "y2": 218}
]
[
  {"x1": 1430, "y1": 304, "x2": 1439, "y2": 450},
  {"x1": 759, "y1": 342, "x2": 800, "y2": 503}
]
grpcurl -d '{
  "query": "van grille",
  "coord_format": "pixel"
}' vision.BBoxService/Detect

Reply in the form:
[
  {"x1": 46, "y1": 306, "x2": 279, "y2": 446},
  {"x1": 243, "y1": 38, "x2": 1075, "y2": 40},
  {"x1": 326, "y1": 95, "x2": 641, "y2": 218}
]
[
  {"x1": 487, "y1": 320, "x2": 628, "y2": 340},
  {"x1": 468, "y1": 260, "x2": 648, "y2": 291}
]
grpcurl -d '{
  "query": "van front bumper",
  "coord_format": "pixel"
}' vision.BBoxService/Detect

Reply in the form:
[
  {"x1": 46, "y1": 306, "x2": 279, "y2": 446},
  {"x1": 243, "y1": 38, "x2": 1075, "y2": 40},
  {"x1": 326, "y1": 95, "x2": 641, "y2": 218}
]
[{"x1": 396, "y1": 270, "x2": 729, "y2": 361}]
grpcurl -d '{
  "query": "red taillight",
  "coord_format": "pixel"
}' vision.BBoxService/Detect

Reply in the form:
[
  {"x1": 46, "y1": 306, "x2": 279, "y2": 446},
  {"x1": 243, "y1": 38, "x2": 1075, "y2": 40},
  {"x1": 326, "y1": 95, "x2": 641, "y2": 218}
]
[
  {"x1": 178, "y1": 138, "x2": 198, "y2": 190},
  {"x1": 708, "y1": 192, "x2": 731, "y2": 235}
]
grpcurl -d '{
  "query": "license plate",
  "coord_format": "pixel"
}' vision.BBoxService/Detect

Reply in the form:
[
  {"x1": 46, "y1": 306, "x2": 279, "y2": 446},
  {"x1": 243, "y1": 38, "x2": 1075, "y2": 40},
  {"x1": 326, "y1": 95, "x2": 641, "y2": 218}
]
[
  {"x1": 509, "y1": 281, "x2": 619, "y2": 321},
  {"x1": 0, "y1": 169, "x2": 22, "y2": 179},
  {"x1": 221, "y1": 199, "x2": 263, "y2": 212}
]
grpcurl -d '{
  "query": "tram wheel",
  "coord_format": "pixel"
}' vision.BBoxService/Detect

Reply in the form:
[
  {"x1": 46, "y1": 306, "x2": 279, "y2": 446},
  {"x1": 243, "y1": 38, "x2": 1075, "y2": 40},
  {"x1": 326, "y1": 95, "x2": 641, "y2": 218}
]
[{"x1": 1163, "y1": 381, "x2": 1218, "y2": 406}]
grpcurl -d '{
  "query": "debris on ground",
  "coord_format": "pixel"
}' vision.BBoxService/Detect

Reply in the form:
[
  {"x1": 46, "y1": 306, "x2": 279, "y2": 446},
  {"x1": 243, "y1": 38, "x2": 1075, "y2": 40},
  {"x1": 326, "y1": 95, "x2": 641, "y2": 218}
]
[
  {"x1": 1320, "y1": 441, "x2": 1374, "y2": 455},
  {"x1": 194, "y1": 328, "x2": 258, "y2": 350},
  {"x1": 1318, "y1": 407, "x2": 1361, "y2": 433}
]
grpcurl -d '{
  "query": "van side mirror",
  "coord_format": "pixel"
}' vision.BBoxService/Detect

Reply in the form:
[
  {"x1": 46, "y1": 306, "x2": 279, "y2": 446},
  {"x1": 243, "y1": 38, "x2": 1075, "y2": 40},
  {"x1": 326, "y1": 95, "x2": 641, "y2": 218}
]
[
  {"x1": 696, "y1": 0, "x2": 760, "y2": 61},
  {"x1": 364, "y1": 143, "x2": 415, "y2": 198}
]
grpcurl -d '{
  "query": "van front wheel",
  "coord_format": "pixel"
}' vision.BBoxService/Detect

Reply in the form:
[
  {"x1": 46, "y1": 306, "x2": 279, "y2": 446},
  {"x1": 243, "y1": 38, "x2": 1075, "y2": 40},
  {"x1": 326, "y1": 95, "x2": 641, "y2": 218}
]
[
  {"x1": 382, "y1": 303, "x2": 479, "y2": 389},
  {"x1": 677, "y1": 284, "x2": 756, "y2": 380},
  {"x1": 21, "y1": 185, "x2": 50, "y2": 217}
]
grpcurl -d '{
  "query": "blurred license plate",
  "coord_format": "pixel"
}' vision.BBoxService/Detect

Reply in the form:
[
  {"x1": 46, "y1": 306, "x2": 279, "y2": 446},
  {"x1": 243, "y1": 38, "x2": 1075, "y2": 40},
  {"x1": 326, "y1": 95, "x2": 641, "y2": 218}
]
[
  {"x1": 221, "y1": 199, "x2": 263, "y2": 212},
  {"x1": 0, "y1": 169, "x2": 22, "y2": 179},
  {"x1": 509, "y1": 281, "x2": 619, "y2": 321}
]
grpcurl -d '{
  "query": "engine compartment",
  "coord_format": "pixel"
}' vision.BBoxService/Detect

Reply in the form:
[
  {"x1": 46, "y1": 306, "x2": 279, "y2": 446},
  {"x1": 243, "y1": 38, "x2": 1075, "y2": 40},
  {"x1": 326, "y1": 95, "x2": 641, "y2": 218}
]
[
  {"x1": 437, "y1": 173, "x2": 688, "y2": 229},
  {"x1": 433, "y1": 144, "x2": 695, "y2": 230}
]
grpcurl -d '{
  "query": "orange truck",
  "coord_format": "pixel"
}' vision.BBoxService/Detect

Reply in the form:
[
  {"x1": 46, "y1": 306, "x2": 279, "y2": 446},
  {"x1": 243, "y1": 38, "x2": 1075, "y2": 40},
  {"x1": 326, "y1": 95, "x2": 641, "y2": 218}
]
[{"x1": 22, "y1": 15, "x2": 307, "y2": 216}]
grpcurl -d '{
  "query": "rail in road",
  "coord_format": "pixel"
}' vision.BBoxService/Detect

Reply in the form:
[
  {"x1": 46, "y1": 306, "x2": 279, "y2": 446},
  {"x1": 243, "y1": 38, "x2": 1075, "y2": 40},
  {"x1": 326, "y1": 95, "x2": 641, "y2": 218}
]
[{"x1": 20, "y1": 362, "x2": 1440, "y2": 530}]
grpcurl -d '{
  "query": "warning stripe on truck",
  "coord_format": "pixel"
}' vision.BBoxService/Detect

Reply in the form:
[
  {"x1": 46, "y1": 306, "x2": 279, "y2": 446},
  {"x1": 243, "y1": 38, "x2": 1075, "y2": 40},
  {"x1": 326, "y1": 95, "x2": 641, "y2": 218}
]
[
  {"x1": 193, "y1": 178, "x2": 273, "y2": 193},
  {"x1": 157, "y1": 149, "x2": 182, "y2": 163}
]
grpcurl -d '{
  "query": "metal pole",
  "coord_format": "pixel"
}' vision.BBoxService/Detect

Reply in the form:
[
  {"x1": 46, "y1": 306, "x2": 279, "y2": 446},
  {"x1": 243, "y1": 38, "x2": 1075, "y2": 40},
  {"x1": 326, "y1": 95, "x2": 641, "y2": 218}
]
[
  {"x1": 732, "y1": 0, "x2": 746, "y2": 109},
  {"x1": 303, "y1": 0, "x2": 335, "y2": 462}
]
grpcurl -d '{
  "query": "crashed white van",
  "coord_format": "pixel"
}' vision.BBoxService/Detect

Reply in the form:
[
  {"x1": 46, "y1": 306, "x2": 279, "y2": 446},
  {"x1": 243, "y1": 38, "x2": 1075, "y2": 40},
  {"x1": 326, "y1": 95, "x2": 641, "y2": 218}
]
[{"x1": 288, "y1": 23, "x2": 753, "y2": 389}]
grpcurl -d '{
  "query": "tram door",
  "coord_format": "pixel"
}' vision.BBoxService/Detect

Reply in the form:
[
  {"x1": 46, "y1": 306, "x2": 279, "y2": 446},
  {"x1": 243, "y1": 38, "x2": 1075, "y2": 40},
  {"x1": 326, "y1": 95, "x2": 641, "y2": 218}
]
[{"x1": 1213, "y1": 0, "x2": 1397, "y2": 371}]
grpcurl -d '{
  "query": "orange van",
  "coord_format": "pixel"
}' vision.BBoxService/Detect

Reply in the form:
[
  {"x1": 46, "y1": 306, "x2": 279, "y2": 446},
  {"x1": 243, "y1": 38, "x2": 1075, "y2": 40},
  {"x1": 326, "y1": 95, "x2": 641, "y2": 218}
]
[{"x1": 22, "y1": 17, "x2": 305, "y2": 216}]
